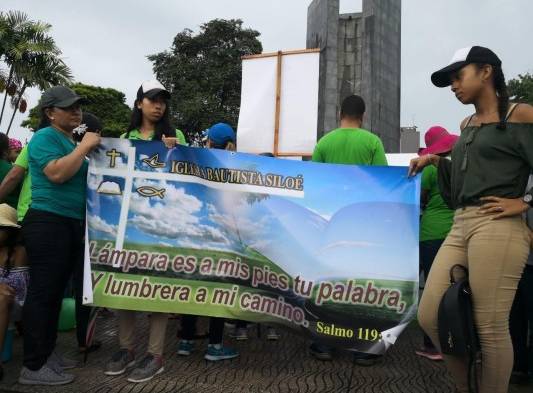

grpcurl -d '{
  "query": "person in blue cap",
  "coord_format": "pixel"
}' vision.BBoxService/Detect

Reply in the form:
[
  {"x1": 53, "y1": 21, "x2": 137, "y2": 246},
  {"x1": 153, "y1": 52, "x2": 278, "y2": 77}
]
[
  {"x1": 204, "y1": 123, "x2": 236, "y2": 151},
  {"x1": 178, "y1": 122, "x2": 238, "y2": 361}
]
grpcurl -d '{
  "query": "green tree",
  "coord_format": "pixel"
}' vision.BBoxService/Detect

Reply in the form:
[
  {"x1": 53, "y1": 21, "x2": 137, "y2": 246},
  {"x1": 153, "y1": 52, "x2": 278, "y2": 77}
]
[
  {"x1": 0, "y1": 10, "x2": 72, "y2": 134},
  {"x1": 508, "y1": 73, "x2": 533, "y2": 105},
  {"x1": 148, "y1": 19, "x2": 262, "y2": 139},
  {"x1": 22, "y1": 83, "x2": 131, "y2": 137}
]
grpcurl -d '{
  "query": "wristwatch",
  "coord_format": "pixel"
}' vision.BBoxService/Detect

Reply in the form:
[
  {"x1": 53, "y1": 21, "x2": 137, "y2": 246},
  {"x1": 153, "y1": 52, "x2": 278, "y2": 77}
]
[{"x1": 523, "y1": 193, "x2": 533, "y2": 207}]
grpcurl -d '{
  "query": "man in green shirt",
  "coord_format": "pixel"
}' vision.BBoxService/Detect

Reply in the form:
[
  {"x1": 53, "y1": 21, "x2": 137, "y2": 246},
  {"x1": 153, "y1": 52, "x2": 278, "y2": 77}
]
[
  {"x1": 310, "y1": 95, "x2": 387, "y2": 363},
  {"x1": 312, "y1": 95, "x2": 387, "y2": 166}
]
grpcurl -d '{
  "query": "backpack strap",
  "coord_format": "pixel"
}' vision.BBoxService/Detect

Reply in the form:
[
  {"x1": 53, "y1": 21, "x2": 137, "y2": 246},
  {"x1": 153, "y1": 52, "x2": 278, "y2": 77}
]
[
  {"x1": 505, "y1": 103, "x2": 520, "y2": 121},
  {"x1": 450, "y1": 264, "x2": 468, "y2": 284}
]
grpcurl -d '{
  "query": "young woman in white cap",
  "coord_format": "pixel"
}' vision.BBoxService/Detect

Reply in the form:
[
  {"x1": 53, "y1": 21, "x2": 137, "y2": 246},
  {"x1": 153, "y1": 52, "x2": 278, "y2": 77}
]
[
  {"x1": 121, "y1": 80, "x2": 186, "y2": 146},
  {"x1": 105, "y1": 80, "x2": 185, "y2": 384},
  {"x1": 409, "y1": 46, "x2": 533, "y2": 393}
]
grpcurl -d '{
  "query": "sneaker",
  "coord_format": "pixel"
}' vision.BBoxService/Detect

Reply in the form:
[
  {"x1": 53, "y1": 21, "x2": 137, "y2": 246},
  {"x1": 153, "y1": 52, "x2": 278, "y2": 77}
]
[
  {"x1": 353, "y1": 352, "x2": 382, "y2": 367},
  {"x1": 204, "y1": 344, "x2": 239, "y2": 361},
  {"x1": 266, "y1": 328, "x2": 280, "y2": 341},
  {"x1": 48, "y1": 350, "x2": 80, "y2": 371},
  {"x1": 18, "y1": 365, "x2": 74, "y2": 386},
  {"x1": 415, "y1": 347, "x2": 443, "y2": 361},
  {"x1": 230, "y1": 328, "x2": 248, "y2": 340},
  {"x1": 104, "y1": 349, "x2": 135, "y2": 376},
  {"x1": 127, "y1": 354, "x2": 164, "y2": 383},
  {"x1": 310, "y1": 343, "x2": 333, "y2": 361},
  {"x1": 177, "y1": 340, "x2": 195, "y2": 356}
]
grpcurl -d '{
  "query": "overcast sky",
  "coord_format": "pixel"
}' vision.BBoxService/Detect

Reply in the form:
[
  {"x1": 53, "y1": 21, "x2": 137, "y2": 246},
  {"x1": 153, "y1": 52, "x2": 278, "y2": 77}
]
[{"x1": 2, "y1": 0, "x2": 533, "y2": 148}]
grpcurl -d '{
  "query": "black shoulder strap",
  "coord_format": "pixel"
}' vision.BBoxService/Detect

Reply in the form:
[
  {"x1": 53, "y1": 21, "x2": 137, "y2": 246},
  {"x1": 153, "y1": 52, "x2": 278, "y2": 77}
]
[
  {"x1": 505, "y1": 103, "x2": 520, "y2": 121},
  {"x1": 463, "y1": 114, "x2": 475, "y2": 129}
]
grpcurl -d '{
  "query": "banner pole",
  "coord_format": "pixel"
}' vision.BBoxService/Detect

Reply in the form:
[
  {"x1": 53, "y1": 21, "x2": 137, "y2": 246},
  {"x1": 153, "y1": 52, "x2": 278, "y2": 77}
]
[{"x1": 273, "y1": 50, "x2": 282, "y2": 156}]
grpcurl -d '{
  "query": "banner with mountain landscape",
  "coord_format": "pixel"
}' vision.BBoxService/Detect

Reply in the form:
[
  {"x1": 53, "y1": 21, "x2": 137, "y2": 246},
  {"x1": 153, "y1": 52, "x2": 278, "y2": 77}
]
[{"x1": 84, "y1": 138, "x2": 420, "y2": 354}]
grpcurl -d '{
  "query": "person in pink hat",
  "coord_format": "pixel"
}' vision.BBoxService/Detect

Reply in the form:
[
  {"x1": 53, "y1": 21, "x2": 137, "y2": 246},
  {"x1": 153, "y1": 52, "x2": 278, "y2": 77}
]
[
  {"x1": 7, "y1": 138, "x2": 22, "y2": 163},
  {"x1": 415, "y1": 126, "x2": 458, "y2": 361}
]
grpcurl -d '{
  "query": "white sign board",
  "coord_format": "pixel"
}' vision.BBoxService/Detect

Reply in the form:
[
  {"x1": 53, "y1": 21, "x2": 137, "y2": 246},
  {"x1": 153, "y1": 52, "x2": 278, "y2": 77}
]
[
  {"x1": 386, "y1": 153, "x2": 417, "y2": 167},
  {"x1": 237, "y1": 50, "x2": 320, "y2": 156}
]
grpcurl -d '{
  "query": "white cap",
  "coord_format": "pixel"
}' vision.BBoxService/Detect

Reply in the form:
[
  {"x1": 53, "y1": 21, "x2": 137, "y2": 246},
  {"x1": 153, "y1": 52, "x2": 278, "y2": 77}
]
[{"x1": 137, "y1": 80, "x2": 170, "y2": 99}]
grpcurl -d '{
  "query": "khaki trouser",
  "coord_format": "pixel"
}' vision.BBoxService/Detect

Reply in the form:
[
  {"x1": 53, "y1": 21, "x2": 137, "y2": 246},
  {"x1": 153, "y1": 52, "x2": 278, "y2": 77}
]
[
  {"x1": 117, "y1": 310, "x2": 168, "y2": 356},
  {"x1": 418, "y1": 207, "x2": 530, "y2": 393}
]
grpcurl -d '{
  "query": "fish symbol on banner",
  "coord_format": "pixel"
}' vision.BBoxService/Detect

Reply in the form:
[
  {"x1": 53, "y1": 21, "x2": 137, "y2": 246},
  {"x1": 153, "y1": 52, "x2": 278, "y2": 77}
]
[
  {"x1": 136, "y1": 186, "x2": 166, "y2": 199},
  {"x1": 142, "y1": 154, "x2": 166, "y2": 168}
]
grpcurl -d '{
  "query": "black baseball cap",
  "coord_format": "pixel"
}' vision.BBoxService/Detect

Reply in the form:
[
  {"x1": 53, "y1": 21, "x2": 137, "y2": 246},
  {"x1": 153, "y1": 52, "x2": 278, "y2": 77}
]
[
  {"x1": 431, "y1": 46, "x2": 502, "y2": 88},
  {"x1": 79, "y1": 112, "x2": 103, "y2": 132},
  {"x1": 40, "y1": 86, "x2": 88, "y2": 108},
  {"x1": 136, "y1": 80, "x2": 171, "y2": 100},
  {"x1": 73, "y1": 112, "x2": 103, "y2": 141}
]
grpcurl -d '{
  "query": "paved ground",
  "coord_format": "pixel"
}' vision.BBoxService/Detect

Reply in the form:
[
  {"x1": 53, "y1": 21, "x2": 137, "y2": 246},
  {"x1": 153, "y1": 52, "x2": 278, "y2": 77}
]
[{"x1": 0, "y1": 313, "x2": 530, "y2": 392}]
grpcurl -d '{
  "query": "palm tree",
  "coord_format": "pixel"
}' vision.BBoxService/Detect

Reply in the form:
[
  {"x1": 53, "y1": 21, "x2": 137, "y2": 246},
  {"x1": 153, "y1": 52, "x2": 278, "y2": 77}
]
[
  {"x1": 6, "y1": 52, "x2": 72, "y2": 134},
  {"x1": 0, "y1": 10, "x2": 70, "y2": 131}
]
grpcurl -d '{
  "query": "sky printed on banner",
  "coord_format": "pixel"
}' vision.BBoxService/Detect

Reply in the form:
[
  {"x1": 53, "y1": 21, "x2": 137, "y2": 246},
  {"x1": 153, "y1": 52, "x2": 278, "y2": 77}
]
[{"x1": 87, "y1": 140, "x2": 420, "y2": 281}]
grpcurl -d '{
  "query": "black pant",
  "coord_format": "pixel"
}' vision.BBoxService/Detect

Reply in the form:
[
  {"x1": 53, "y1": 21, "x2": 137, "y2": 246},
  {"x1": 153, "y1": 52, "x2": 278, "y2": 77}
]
[
  {"x1": 181, "y1": 315, "x2": 225, "y2": 344},
  {"x1": 64, "y1": 273, "x2": 91, "y2": 348},
  {"x1": 510, "y1": 264, "x2": 533, "y2": 374},
  {"x1": 73, "y1": 262, "x2": 90, "y2": 348},
  {"x1": 22, "y1": 209, "x2": 85, "y2": 370},
  {"x1": 420, "y1": 239, "x2": 445, "y2": 349},
  {"x1": 236, "y1": 320, "x2": 247, "y2": 329}
]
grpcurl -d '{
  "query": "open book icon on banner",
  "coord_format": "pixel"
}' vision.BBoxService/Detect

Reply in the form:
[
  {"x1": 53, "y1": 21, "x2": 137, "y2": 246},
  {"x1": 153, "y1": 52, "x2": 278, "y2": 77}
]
[{"x1": 97, "y1": 181, "x2": 122, "y2": 195}]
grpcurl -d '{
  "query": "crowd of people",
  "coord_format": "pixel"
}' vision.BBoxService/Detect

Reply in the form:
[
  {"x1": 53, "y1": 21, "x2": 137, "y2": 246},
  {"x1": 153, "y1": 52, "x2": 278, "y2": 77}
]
[{"x1": 0, "y1": 45, "x2": 530, "y2": 393}]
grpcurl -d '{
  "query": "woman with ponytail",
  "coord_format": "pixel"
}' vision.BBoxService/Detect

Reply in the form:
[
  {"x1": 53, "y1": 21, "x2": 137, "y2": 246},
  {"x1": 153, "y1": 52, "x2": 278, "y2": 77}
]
[
  {"x1": 121, "y1": 80, "x2": 186, "y2": 146},
  {"x1": 409, "y1": 46, "x2": 533, "y2": 393},
  {"x1": 104, "y1": 80, "x2": 186, "y2": 384}
]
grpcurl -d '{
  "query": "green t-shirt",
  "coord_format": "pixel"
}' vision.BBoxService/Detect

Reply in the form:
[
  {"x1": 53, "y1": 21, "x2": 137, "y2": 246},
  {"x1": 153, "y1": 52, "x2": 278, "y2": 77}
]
[
  {"x1": 14, "y1": 145, "x2": 31, "y2": 222},
  {"x1": 420, "y1": 165, "x2": 454, "y2": 241},
  {"x1": 28, "y1": 127, "x2": 88, "y2": 220},
  {"x1": 0, "y1": 159, "x2": 20, "y2": 209},
  {"x1": 120, "y1": 128, "x2": 187, "y2": 145},
  {"x1": 312, "y1": 128, "x2": 388, "y2": 165}
]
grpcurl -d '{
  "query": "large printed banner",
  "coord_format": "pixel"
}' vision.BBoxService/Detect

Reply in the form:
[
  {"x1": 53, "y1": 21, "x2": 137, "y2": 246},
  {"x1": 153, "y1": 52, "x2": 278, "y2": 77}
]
[{"x1": 84, "y1": 138, "x2": 420, "y2": 354}]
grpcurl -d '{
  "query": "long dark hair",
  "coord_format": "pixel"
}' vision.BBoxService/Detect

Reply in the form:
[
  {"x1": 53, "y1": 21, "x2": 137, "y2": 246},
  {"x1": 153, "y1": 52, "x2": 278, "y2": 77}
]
[
  {"x1": 478, "y1": 64, "x2": 509, "y2": 130},
  {"x1": 125, "y1": 97, "x2": 176, "y2": 141},
  {"x1": 0, "y1": 133, "x2": 9, "y2": 160},
  {"x1": 492, "y1": 65, "x2": 509, "y2": 130}
]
